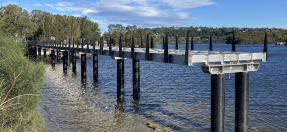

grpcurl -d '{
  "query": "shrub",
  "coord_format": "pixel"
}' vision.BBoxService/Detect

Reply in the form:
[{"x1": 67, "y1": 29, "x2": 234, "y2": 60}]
[{"x1": 0, "y1": 35, "x2": 46, "y2": 131}]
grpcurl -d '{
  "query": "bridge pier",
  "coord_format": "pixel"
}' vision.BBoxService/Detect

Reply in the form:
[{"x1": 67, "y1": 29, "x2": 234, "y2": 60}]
[
  {"x1": 72, "y1": 51, "x2": 76, "y2": 73},
  {"x1": 93, "y1": 53, "x2": 98, "y2": 82},
  {"x1": 211, "y1": 74, "x2": 225, "y2": 132},
  {"x1": 43, "y1": 48, "x2": 46, "y2": 62},
  {"x1": 51, "y1": 50, "x2": 55, "y2": 67},
  {"x1": 117, "y1": 59, "x2": 124, "y2": 99},
  {"x1": 81, "y1": 54, "x2": 87, "y2": 83},
  {"x1": 235, "y1": 72, "x2": 249, "y2": 132},
  {"x1": 38, "y1": 47, "x2": 41, "y2": 59},
  {"x1": 33, "y1": 47, "x2": 37, "y2": 60},
  {"x1": 57, "y1": 50, "x2": 60, "y2": 62},
  {"x1": 63, "y1": 51, "x2": 68, "y2": 73},
  {"x1": 133, "y1": 59, "x2": 140, "y2": 100}
]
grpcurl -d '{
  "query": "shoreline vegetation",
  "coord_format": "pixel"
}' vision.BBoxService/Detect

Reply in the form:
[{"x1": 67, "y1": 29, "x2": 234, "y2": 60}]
[
  {"x1": 1, "y1": 4, "x2": 287, "y2": 47},
  {"x1": 0, "y1": 35, "x2": 46, "y2": 131}
]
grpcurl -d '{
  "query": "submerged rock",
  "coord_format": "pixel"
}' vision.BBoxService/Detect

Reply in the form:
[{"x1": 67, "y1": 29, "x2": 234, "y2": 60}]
[{"x1": 145, "y1": 122, "x2": 163, "y2": 131}]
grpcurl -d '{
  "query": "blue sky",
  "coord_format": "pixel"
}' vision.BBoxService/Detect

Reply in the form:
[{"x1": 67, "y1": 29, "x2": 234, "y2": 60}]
[{"x1": 2, "y1": 0, "x2": 287, "y2": 34}]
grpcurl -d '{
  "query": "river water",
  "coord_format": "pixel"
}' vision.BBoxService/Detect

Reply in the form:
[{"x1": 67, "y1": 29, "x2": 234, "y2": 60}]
[{"x1": 39, "y1": 43, "x2": 287, "y2": 132}]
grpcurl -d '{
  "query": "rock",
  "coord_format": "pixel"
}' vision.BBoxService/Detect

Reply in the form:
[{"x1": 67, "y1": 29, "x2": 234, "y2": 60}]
[
  {"x1": 164, "y1": 127, "x2": 171, "y2": 132},
  {"x1": 145, "y1": 122, "x2": 162, "y2": 131}
]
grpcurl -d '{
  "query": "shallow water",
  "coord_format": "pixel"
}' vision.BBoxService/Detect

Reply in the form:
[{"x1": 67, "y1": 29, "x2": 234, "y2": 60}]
[{"x1": 39, "y1": 43, "x2": 287, "y2": 132}]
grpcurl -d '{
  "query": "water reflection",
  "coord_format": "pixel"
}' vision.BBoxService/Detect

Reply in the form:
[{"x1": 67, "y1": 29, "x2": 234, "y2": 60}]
[{"x1": 39, "y1": 43, "x2": 287, "y2": 132}]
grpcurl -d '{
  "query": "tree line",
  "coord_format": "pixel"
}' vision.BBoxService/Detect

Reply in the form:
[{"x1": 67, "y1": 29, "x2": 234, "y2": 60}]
[
  {"x1": 1, "y1": 4, "x2": 287, "y2": 45},
  {"x1": 0, "y1": 4, "x2": 101, "y2": 41}
]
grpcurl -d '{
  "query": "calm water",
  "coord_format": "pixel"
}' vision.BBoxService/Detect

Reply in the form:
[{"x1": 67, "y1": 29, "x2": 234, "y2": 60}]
[{"x1": 39, "y1": 43, "x2": 287, "y2": 132}]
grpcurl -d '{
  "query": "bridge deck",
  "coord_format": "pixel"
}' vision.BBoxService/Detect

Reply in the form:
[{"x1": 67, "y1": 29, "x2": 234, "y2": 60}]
[{"x1": 33, "y1": 45, "x2": 266, "y2": 74}]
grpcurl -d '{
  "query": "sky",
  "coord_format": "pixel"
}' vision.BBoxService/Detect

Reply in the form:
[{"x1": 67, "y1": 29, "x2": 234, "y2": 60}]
[{"x1": 1, "y1": 0, "x2": 287, "y2": 34}]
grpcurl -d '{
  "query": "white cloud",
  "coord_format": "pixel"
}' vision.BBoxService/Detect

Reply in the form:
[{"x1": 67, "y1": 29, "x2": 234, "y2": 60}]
[
  {"x1": 44, "y1": 3, "x2": 54, "y2": 8},
  {"x1": 90, "y1": 19, "x2": 107, "y2": 26},
  {"x1": 43, "y1": 0, "x2": 215, "y2": 27},
  {"x1": 72, "y1": 14, "x2": 81, "y2": 17},
  {"x1": 35, "y1": 4, "x2": 42, "y2": 6}
]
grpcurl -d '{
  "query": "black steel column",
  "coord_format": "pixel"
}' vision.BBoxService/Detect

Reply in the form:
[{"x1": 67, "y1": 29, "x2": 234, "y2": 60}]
[
  {"x1": 232, "y1": 33, "x2": 236, "y2": 51},
  {"x1": 38, "y1": 48, "x2": 41, "y2": 59},
  {"x1": 133, "y1": 59, "x2": 140, "y2": 100},
  {"x1": 57, "y1": 49, "x2": 60, "y2": 62},
  {"x1": 141, "y1": 37, "x2": 143, "y2": 48},
  {"x1": 68, "y1": 39, "x2": 71, "y2": 66},
  {"x1": 100, "y1": 37, "x2": 103, "y2": 55},
  {"x1": 185, "y1": 31, "x2": 190, "y2": 65},
  {"x1": 81, "y1": 54, "x2": 86, "y2": 83},
  {"x1": 72, "y1": 51, "x2": 76, "y2": 73},
  {"x1": 81, "y1": 38, "x2": 84, "y2": 52},
  {"x1": 162, "y1": 36, "x2": 164, "y2": 49},
  {"x1": 209, "y1": 35, "x2": 213, "y2": 51},
  {"x1": 151, "y1": 37, "x2": 154, "y2": 48},
  {"x1": 235, "y1": 72, "x2": 249, "y2": 132},
  {"x1": 211, "y1": 74, "x2": 225, "y2": 132},
  {"x1": 51, "y1": 50, "x2": 55, "y2": 67},
  {"x1": 175, "y1": 36, "x2": 178, "y2": 50},
  {"x1": 63, "y1": 51, "x2": 67, "y2": 73},
  {"x1": 77, "y1": 39, "x2": 79, "y2": 52},
  {"x1": 109, "y1": 37, "x2": 112, "y2": 56},
  {"x1": 263, "y1": 32, "x2": 268, "y2": 61},
  {"x1": 117, "y1": 59, "x2": 124, "y2": 99},
  {"x1": 164, "y1": 33, "x2": 168, "y2": 63},
  {"x1": 191, "y1": 36, "x2": 194, "y2": 50},
  {"x1": 145, "y1": 34, "x2": 149, "y2": 61},
  {"x1": 33, "y1": 47, "x2": 37, "y2": 60},
  {"x1": 93, "y1": 53, "x2": 98, "y2": 82},
  {"x1": 43, "y1": 48, "x2": 47, "y2": 62}
]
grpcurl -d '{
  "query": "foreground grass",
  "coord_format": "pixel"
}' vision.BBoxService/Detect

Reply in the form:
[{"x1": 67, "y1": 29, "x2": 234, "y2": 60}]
[{"x1": 0, "y1": 36, "x2": 46, "y2": 131}]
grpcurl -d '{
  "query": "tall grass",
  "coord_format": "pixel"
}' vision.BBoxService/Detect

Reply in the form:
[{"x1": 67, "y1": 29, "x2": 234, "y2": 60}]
[{"x1": 0, "y1": 35, "x2": 46, "y2": 131}]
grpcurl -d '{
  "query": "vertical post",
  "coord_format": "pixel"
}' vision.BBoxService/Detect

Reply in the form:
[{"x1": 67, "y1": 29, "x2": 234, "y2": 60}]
[
  {"x1": 100, "y1": 37, "x2": 103, "y2": 55},
  {"x1": 63, "y1": 51, "x2": 67, "y2": 73},
  {"x1": 109, "y1": 37, "x2": 112, "y2": 56},
  {"x1": 33, "y1": 47, "x2": 37, "y2": 60},
  {"x1": 77, "y1": 39, "x2": 79, "y2": 52},
  {"x1": 117, "y1": 59, "x2": 124, "y2": 99},
  {"x1": 119, "y1": 36, "x2": 122, "y2": 57},
  {"x1": 81, "y1": 54, "x2": 86, "y2": 83},
  {"x1": 232, "y1": 33, "x2": 236, "y2": 51},
  {"x1": 191, "y1": 35, "x2": 194, "y2": 50},
  {"x1": 141, "y1": 37, "x2": 143, "y2": 48},
  {"x1": 235, "y1": 72, "x2": 249, "y2": 132},
  {"x1": 164, "y1": 33, "x2": 168, "y2": 63},
  {"x1": 81, "y1": 38, "x2": 84, "y2": 52},
  {"x1": 72, "y1": 51, "x2": 76, "y2": 73},
  {"x1": 93, "y1": 53, "x2": 98, "y2": 82},
  {"x1": 38, "y1": 48, "x2": 41, "y2": 59},
  {"x1": 151, "y1": 37, "x2": 154, "y2": 48},
  {"x1": 68, "y1": 39, "x2": 70, "y2": 66},
  {"x1": 175, "y1": 36, "x2": 178, "y2": 50},
  {"x1": 209, "y1": 35, "x2": 213, "y2": 51},
  {"x1": 263, "y1": 32, "x2": 268, "y2": 61},
  {"x1": 93, "y1": 37, "x2": 96, "y2": 54},
  {"x1": 145, "y1": 34, "x2": 149, "y2": 61},
  {"x1": 51, "y1": 50, "x2": 55, "y2": 67},
  {"x1": 211, "y1": 74, "x2": 225, "y2": 132},
  {"x1": 133, "y1": 59, "x2": 140, "y2": 100},
  {"x1": 44, "y1": 48, "x2": 46, "y2": 62},
  {"x1": 131, "y1": 35, "x2": 140, "y2": 99},
  {"x1": 87, "y1": 38, "x2": 90, "y2": 53},
  {"x1": 73, "y1": 38, "x2": 75, "y2": 52},
  {"x1": 162, "y1": 36, "x2": 165, "y2": 49},
  {"x1": 57, "y1": 49, "x2": 60, "y2": 62},
  {"x1": 185, "y1": 31, "x2": 190, "y2": 65}
]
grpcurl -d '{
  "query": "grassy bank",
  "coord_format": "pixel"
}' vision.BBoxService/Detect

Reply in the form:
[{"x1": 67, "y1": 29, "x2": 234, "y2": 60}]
[{"x1": 0, "y1": 36, "x2": 46, "y2": 131}]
